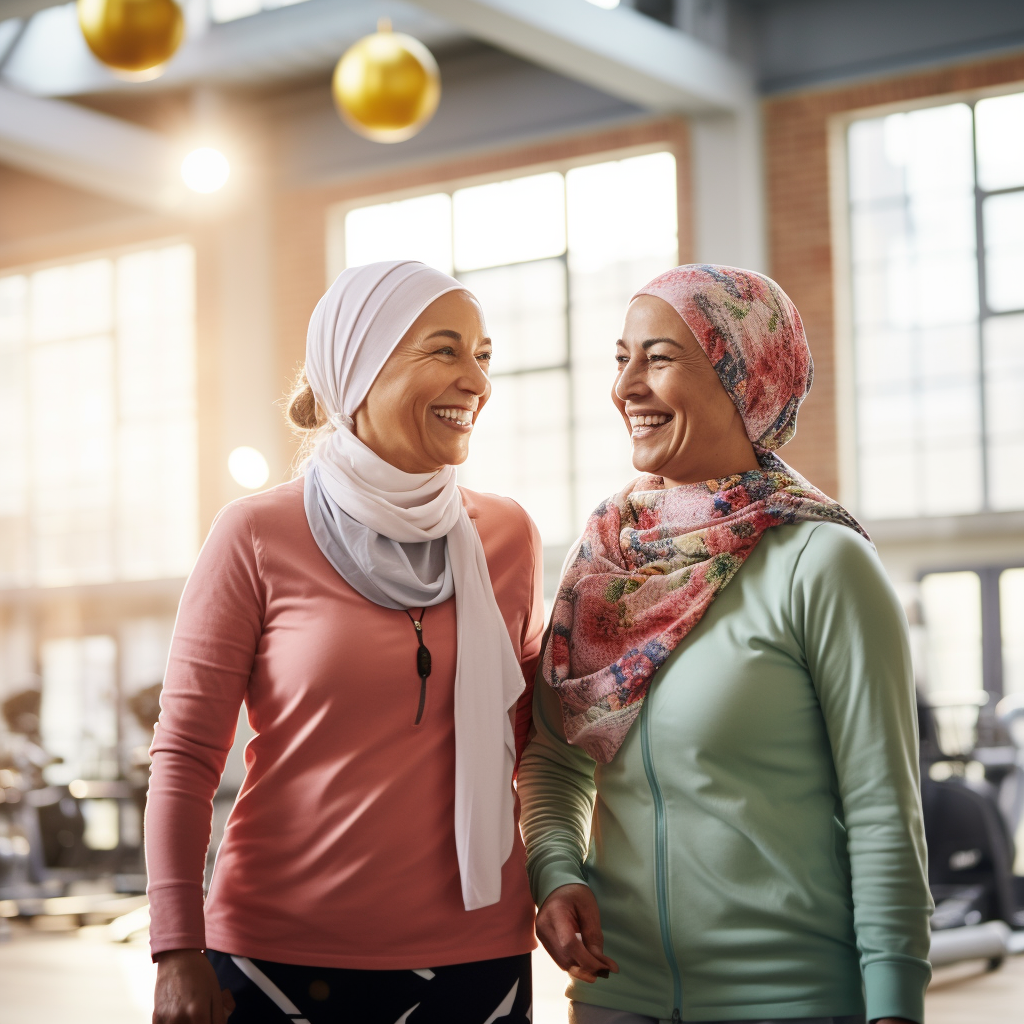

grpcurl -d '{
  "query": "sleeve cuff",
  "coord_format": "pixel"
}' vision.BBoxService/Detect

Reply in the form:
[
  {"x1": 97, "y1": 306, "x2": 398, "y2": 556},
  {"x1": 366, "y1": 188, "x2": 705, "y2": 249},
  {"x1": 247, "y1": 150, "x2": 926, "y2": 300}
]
[
  {"x1": 528, "y1": 852, "x2": 589, "y2": 908},
  {"x1": 147, "y1": 882, "x2": 207, "y2": 961},
  {"x1": 863, "y1": 958, "x2": 931, "y2": 1024}
]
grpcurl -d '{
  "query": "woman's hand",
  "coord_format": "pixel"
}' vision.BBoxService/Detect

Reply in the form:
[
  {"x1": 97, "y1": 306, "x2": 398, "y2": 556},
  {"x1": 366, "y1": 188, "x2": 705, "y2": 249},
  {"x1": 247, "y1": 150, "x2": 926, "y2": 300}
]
[
  {"x1": 153, "y1": 949, "x2": 235, "y2": 1024},
  {"x1": 536, "y1": 883, "x2": 619, "y2": 984}
]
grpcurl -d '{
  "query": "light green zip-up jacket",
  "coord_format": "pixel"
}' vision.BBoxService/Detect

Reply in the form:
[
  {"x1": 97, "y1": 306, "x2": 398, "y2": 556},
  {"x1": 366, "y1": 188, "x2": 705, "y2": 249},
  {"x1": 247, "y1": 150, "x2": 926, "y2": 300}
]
[{"x1": 519, "y1": 522, "x2": 932, "y2": 1024}]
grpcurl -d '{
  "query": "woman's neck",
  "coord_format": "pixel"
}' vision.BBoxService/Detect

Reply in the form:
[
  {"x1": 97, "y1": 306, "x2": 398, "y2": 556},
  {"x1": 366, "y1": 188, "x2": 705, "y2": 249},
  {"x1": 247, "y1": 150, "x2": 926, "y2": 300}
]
[{"x1": 660, "y1": 439, "x2": 760, "y2": 489}]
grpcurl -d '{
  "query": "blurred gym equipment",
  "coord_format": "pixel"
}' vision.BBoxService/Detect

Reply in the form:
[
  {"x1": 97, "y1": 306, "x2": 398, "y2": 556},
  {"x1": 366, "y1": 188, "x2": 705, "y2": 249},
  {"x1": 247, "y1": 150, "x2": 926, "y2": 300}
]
[{"x1": 920, "y1": 691, "x2": 1024, "y2": 969}]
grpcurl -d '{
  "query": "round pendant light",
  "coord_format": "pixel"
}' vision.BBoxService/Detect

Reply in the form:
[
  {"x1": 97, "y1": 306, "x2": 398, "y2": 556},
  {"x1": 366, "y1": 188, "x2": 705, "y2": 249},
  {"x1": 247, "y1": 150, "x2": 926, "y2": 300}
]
[
  {"x1": 77, "y1": 0, "x2": 184, "y2": 75},
  {"x1": 332, "y1": 18, "x2": 441, "y2": 144}
]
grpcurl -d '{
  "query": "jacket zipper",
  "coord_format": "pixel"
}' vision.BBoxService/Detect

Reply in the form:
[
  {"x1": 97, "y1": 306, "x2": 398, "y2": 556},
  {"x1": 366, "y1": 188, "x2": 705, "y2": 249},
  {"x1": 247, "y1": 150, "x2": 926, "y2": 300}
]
[{"x1": 640, "y1": 695, "x2": 683, "y2": 1021}]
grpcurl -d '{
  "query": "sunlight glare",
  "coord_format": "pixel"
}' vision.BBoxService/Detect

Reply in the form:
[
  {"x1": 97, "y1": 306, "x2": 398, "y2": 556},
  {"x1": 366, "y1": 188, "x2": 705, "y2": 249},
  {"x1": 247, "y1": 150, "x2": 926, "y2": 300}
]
[
  {"x1": 228, "y1": 447, "x2": 270, "y2": 489},
  {"x1": 181, "y1": 148, "x2": 231, "y2": 194}
]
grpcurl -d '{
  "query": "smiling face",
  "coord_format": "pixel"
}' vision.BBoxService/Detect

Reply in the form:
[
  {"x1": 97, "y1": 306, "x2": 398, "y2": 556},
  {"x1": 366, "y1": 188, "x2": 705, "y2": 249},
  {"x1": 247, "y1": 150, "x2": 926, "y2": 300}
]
[
  {"x1": 613, "y1": 294, "x2": 758, "y2": 487},
  {"x1": 353, "y1": 290, "x2": 492, "y2": 473}
]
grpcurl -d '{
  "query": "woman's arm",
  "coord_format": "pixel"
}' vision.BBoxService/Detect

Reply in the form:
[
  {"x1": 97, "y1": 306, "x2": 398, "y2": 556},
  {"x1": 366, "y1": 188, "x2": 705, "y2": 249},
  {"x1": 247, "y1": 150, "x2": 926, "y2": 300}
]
[
  {"x1": 793, "y1": 524, "x2": 932, "y2": 1024},
  {"x1": 519, "y1": 669, "x2": 597, "y2": 903},
  {"x1": 519, "y1": 671, "x2": 617, "y2": 981},
  {"x1": 146, "y1": 501, "x2": 265, "y2": 959},
  {"x1": 514, "y1": 517, "x2": 546, "y2": 766}
]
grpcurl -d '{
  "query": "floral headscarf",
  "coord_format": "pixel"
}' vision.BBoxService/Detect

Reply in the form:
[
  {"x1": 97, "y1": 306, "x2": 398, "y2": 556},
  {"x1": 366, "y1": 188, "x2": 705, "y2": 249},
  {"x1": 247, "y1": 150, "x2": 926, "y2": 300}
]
[
  {"x1": 640, "y1": 263, "x2": 812, "y2": 450},
  {"x1": 541, "y1": 265, "x2": 866, "y2": 763}
]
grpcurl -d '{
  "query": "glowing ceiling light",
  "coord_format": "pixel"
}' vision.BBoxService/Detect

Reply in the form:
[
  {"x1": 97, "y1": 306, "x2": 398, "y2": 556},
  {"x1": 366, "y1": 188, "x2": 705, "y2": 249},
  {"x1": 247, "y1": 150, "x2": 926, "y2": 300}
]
[
  {"x1": 584, "y1": 0, "x2": 620, "y2": 8},
  {"x1": 228, "y1": 446, "x2": 270, "y2": 490},
  {"x1": 181, "y1": 147, "x2": 230, "y2": 193}
]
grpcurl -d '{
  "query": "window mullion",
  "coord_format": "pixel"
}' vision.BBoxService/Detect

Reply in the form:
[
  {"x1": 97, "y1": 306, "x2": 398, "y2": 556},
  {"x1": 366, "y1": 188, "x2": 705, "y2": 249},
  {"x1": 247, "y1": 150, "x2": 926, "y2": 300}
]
[
  {"x1": 971, "y1": 102, "x2": 992, "y2": 511},
  {"x1": 979, "y1": 567, "x2": 1005, "y2": 734},
  {"x1": 111, "y1": 267, "x2": 120, "y2": 583},
  {"x1": 561, "y1": 220, "x2": 576, "y2": 533}
]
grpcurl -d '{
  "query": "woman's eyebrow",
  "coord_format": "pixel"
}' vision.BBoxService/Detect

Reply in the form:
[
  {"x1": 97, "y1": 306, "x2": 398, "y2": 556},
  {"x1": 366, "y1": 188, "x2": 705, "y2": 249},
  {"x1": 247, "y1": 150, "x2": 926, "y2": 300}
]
[
  {"x1": 426, "y1": 329, "x2": 462, "y2": 341},
  {"x1": 641, "y1": 337, "x2": 683, "y2": 350}
]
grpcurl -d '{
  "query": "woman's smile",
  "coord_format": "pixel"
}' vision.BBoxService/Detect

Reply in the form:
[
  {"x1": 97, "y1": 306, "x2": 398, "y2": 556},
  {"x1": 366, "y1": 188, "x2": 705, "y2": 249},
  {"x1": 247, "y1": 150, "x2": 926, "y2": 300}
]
[
  {"x1": 431, "y1": 405, "x2": 475, "y2": 432},
  {"x1": 628, "y1": 411, "x2": 673, "y2": 438}
]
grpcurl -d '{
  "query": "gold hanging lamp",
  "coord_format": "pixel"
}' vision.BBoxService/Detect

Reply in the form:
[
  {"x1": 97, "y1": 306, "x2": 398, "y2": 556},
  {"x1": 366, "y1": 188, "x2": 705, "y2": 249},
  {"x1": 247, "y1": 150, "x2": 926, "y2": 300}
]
[
  {"x1": 77, "y1": 0, "x2": 184, "y2": 76},
  {"x1": 332, "y1": 18, "x2": 441, "y2": 144}
]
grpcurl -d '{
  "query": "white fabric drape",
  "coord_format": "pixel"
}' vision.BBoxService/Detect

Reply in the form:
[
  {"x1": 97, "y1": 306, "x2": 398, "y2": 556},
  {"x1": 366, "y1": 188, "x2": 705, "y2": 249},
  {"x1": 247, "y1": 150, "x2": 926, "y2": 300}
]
[
  {"x1": 304, "y1": 459, "x2": 454, "y2": 611},
  {"x1": 304, "y1": 260, "x2": 525, "y2": 911}
]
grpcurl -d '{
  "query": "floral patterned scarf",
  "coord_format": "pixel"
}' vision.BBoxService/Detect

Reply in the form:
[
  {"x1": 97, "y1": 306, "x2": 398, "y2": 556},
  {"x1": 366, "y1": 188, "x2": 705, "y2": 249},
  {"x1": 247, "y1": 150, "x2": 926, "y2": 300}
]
[{"x1": 542, "y1": 265, "x2": 867, "y2": 763}]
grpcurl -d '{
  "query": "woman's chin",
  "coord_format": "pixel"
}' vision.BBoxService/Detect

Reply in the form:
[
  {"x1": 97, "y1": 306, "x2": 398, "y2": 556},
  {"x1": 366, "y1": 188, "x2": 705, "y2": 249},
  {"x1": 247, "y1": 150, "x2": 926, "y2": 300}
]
[
  {"x1": 444, "y1": 447, "x2": 470, "y2": 468},
  {"x1": 424, "y1": 438, "x2": 471, "y2": 469},
  {"x1": 629, "y1": 442, "x2": 670, "y2": 478},
  {"x1": 415, "y1": 420, "x2": 471, "y2": 468}
]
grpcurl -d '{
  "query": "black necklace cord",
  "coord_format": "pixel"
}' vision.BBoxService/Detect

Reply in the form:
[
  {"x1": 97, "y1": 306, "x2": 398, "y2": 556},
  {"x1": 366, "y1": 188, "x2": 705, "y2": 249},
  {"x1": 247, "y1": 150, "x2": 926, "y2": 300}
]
[{"x1": 404, "y1": 607, "x2": 432, "y2": 725}]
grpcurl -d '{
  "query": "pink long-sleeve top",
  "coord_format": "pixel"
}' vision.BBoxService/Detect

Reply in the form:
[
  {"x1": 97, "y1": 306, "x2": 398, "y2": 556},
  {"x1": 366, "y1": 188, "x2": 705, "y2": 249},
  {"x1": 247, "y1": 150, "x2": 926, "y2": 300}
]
[{"x1": 145, "y1": 477, "x2": 544, "y2": 969}]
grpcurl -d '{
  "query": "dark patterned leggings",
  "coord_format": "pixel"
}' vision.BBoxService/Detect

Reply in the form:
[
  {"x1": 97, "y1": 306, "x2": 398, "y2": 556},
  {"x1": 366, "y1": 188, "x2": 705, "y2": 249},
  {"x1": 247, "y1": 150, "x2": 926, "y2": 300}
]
[{"x1": 206, "y1": 949, "x2": 532, "y2": 1024}]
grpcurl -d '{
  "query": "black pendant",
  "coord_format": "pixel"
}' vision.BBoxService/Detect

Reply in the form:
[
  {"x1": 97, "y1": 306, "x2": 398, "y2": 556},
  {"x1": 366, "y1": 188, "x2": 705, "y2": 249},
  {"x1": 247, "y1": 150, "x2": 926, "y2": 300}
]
[{"x1": 417, "y1": 644, "x2": 432, "y2": 679}]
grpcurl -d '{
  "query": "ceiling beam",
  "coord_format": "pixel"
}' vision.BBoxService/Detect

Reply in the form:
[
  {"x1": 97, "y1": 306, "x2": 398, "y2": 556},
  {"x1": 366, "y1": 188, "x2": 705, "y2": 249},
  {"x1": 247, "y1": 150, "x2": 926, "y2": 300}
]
[
  {"x1": 0, "y1": 0, "x2": 57, "y2": 21},
  {"x1": 3, "y1": 0, "x2": 751, "y2": 110},
  {"x1": 407, "y1": 0, "x2": 754, "y2": 114},
  {"x1": 0, "y1": 84, "x2": 182, "y2": 208},
  {"x1": 1, "y1": 0, "x2": 462, "y2": 97}
]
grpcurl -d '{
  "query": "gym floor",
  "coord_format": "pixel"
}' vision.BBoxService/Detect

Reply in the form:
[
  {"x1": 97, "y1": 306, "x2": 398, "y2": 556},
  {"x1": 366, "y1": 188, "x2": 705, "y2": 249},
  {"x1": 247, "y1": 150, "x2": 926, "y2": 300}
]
[{"x1": 1, "y1": 919, "x2": 1022, "y2": 1023}]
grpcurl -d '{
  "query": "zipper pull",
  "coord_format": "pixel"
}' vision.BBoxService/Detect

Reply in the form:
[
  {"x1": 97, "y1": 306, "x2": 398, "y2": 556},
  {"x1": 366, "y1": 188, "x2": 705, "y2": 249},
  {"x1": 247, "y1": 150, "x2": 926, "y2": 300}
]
[
  {"x1": 672, "y1": 1011, "x2": 681, "y2": 1022},
  {"x1": 413, "y1": 620, "x2": 422, "y2": 632}
]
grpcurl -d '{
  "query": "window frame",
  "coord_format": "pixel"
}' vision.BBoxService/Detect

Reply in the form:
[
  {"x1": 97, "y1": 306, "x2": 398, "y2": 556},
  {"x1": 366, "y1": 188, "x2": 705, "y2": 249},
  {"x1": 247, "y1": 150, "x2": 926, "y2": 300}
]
[
  {"x1": 829, "y1": 79, "x2": 1024, "y2": 520},
  {"x1": 324, "y1": 140, "x2": 681, "y2": 286}
]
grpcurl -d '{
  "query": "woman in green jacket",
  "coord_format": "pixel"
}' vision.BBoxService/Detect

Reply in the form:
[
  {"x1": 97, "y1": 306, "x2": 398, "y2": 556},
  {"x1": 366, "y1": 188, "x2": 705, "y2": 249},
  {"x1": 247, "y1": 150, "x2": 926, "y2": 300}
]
[{"x1": 517, "y1": 265, "x2": 931, "y2": 1024}]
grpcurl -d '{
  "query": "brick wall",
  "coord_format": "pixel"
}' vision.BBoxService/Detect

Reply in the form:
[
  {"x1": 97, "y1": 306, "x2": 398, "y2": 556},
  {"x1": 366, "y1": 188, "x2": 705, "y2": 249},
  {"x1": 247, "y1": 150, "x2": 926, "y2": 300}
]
[{"x1": 765, "y1": 52, "x2": 1024, "y2": 499}]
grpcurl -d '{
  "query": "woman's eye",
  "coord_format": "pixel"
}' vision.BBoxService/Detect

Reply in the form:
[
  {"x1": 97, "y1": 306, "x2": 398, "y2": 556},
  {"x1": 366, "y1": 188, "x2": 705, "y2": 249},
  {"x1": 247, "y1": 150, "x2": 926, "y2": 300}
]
[
  {"x1": 436, "y1": 346, "x2": 457, "y2": 357},
  {"x1": 477, "y1": 351, "x2": 492, "y2": 363},
  {"x1": 615, "y1": 355, "x2": 629, "y2": 366},
  {"x1": 649, "y1": 353, "x2": 671, "y2": 363}
]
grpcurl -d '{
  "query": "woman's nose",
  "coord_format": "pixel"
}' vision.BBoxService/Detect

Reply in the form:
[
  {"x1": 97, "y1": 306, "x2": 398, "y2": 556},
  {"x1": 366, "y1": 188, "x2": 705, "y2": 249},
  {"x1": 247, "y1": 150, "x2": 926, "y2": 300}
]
[
  {"x1": 458, "y1": 358, "x2": 489, "y2": 396},
  {"x1": 614, "y1": 357, "x2": 649, "y2": 402}
]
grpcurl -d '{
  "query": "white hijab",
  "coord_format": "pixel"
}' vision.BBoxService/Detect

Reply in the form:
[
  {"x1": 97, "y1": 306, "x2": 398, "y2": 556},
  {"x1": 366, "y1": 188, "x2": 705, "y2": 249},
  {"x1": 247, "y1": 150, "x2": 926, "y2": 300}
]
[{"x1": 304, "y1": 260, "x2": 525, "y2": 911}]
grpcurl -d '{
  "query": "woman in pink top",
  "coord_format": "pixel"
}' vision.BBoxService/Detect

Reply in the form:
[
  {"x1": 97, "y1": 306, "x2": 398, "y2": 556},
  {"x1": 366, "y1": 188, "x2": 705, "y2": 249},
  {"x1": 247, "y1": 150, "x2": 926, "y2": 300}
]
[{"x1": 148, "y1": 262, "x2": 544, "y2": 1024}]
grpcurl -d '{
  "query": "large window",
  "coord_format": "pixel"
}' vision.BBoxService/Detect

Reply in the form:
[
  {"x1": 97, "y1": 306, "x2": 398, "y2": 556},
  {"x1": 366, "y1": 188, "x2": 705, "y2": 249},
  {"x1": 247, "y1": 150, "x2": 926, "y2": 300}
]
[
  {"x1": 847, "y1": 91, "x2": 1024, "y2": 520},
  {"x1": 0, "y1": 244, "x2": 198, "y2": 588},
  {"x1": 918, "y1": 565, "x2": 1024, "y2": 753},
  {"x1": 332, "y1": 150, "x2": 679, "y2": 548}
]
